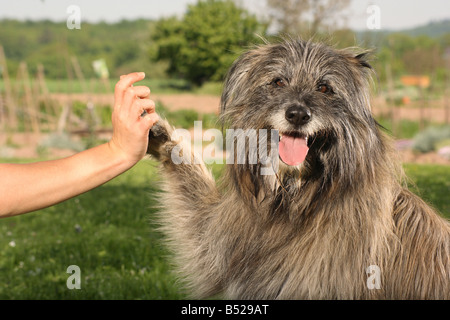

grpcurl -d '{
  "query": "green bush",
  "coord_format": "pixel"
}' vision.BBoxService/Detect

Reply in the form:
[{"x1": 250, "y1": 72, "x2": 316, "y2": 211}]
[
  {"x1": 39, "y1": 133, "x2": 86, "y2": 152},
  {"x1": 412, "y1": 126, "x2": 450, "y2": 153},
  {"x1": 151, "y1": 0, "x2": 268, "y2": 86}
]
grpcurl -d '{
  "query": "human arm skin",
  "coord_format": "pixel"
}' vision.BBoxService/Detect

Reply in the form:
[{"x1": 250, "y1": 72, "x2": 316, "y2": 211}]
[{"x1": 0, "y1": 72, "x2": 159, "y2": 218}]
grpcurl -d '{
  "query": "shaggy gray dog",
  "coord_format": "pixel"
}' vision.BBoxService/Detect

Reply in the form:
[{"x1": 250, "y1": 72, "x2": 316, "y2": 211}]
[{"x1": 147, "y1": 39, "x2": 450, "y2": 299}]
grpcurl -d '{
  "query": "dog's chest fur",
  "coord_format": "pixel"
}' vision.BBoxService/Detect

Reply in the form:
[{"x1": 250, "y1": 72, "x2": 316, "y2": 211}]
[{"x1": 215, "y1": 188, "x2": 388, "y2": 299}]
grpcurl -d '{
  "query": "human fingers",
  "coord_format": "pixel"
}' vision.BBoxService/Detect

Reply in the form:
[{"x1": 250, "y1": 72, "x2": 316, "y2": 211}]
[
  {"x1": 126, "y1": 86, "x2": 151, "y2": 99},
  {"x1": 140, "y1": 111, "x2": 160, "y2": 132},
  {"x1": 121, "y1": 86, "x2": 151, "y2": 115},
  {"x1": 114, "y1": 72, "x2": 146, "y2": 107},
  {"x1": 133, "y1": 99, "x2": 156, "y2": 119}
]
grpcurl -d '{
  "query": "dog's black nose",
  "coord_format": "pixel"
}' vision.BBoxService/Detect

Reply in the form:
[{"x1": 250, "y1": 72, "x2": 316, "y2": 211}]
[{"x1": 285, "y1": 105, "x2": 311, "y2": 126}]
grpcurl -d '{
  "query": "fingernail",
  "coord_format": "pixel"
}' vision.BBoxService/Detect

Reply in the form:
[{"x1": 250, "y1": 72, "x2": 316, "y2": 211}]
[{"x1": 139, "y1": 72, "x2": 145, "y2": 77}]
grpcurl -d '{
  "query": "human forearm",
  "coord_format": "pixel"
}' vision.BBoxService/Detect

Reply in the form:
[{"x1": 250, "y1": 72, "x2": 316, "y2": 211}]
[{"x1": 0, "y1": 142, "x2": 133, "y2": 218}]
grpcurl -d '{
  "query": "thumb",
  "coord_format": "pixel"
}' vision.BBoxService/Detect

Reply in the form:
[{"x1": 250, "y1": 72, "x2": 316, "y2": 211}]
[{"x1": 142, "y1": 113, "x2": 160, "y2": 131}]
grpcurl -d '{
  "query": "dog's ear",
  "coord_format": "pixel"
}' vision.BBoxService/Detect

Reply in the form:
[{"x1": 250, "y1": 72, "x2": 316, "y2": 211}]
[
  {"x1": 354, "y1": 51, "x2": 373, "y2": 69},
  {"x1": 220, "y1": 50, "x2": 257, "y2": 116},
  {"x1": 340, "y1": 48, "x2": 374, "y2": 71}
]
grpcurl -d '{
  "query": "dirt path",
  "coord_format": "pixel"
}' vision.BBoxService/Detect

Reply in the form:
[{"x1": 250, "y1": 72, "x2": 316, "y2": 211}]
[
  {"x1": 50, "y1": 93, "x2": 221, "y2": 114},
  {"x1": 50, "y1": 93, "x2": 449, "y2": 122},
  {"x1": 372, "y1": 106, "x2": 450, "y2": 124},
  {"x1": 2, "y1": 94, "x2": 449, "y2": 163}
]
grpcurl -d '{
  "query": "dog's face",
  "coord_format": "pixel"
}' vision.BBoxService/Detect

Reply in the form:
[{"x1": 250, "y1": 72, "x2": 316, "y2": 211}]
[{"x1": 220, "y1": 39, "x2": 377, "y2": 175}]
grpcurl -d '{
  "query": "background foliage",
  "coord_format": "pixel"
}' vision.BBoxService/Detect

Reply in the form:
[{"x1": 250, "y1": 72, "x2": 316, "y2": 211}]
[
  {"x1": 0, "y1": 1, "x2": 448, "y2": 87},
  {"x1": 151, "y1": 0, "x2": 268, "y2": 85}
]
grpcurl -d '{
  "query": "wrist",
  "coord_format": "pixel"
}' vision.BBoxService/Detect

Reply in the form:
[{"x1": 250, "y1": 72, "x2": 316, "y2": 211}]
[{"x1": 106, "y1": 140, "x2": 138, "y2": 171}]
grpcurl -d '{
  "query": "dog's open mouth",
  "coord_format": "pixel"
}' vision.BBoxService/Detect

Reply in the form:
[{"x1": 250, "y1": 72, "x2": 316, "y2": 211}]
[{"x1": 279, "y1": 132, "x2": 309, "y2": 166}]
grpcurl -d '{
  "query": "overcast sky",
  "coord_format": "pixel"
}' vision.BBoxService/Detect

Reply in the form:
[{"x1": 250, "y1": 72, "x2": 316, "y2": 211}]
[{"x1": 0, "y1": 0, "x2": 449, "y2": 31}]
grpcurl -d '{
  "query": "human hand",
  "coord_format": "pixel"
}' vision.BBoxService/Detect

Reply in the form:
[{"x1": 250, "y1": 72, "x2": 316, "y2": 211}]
[{"x1": 108, "y1": 72, "x2": 159, "y2": 166}]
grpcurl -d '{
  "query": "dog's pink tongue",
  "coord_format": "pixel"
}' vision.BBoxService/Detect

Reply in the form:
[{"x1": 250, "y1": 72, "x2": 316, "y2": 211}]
[{"x1": 279, "y1": 135, "x2": 309, "y2": 166}]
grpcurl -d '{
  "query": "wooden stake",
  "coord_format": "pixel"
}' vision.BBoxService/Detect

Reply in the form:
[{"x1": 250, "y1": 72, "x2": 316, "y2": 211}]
[
  {"x1": 0, "y1": 92, "x2": 4, "y2": 130},
  {"x1": 0, "y1": 45, "x2": 18, "y2": 129},
  {"x1": 17, "y1": 62, "x2": 40, "y2": 134},
  {"x1": 385, "y1": 62, "x2": 398, "y2": 137},
  {"x1": 445, "y1": 58, "x2": 450, "y2": 125},
  {"x1": 419, "y1": 86, "x2": 426, "y2": 130},
  {"x1": 36, "y1": 64, "x2": 57, "y2": 130},
  {"x1": 64, "y1": 52, "x2": 75, "y2": 133},
  {"x1": 71, "y1": 56, "x2": 89, "y2": 93}
]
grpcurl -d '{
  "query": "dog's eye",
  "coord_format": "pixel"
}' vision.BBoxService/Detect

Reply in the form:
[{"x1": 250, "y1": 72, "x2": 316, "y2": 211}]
[
  {"x1": 273, "y1": 79, "x2": 286, "y2": 88},
  {"x1": 317, "y1": 83, "x2": 332, "y2": 94}
]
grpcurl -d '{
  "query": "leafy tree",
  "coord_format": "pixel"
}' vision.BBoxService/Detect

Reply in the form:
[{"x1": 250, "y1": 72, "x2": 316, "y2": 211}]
[
  {"x1": 267, "y1": 0, "x2": 351, "y2": 37},
  {"x1": 151, "y1": 0, "x2": 268, "y2": 86},
  {"x1": 267, "y1": 0, "x2": 309, "y2": 36}
]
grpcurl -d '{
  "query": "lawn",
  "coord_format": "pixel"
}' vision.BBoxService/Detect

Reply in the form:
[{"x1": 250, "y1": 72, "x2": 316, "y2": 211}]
[
  {"x1": 403, "y1": 163, "x2": 450, "y2": 217},
  {"x1": 0, "y1": 160, "x2": 448, "y2": 299},
  {"x1": 0, "y1": 159, "x2": 184, "y2": 299}
]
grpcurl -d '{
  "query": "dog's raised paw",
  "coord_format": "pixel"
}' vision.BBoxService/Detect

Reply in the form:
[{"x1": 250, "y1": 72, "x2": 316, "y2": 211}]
[{"x1": 147, "y1": 119, "x2": 172, "y2": 159}]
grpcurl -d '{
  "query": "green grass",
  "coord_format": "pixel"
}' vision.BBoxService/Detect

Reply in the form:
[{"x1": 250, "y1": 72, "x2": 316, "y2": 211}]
[
  {"x1": 404, "y1": 164, "x2": 450, "y2": 218},
  {"x1": 0, "y1": 160, "x2": 448, "y2": 299},
  {"x1": 0, "y1": 160, "x2": 185, "y2": 299}
]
